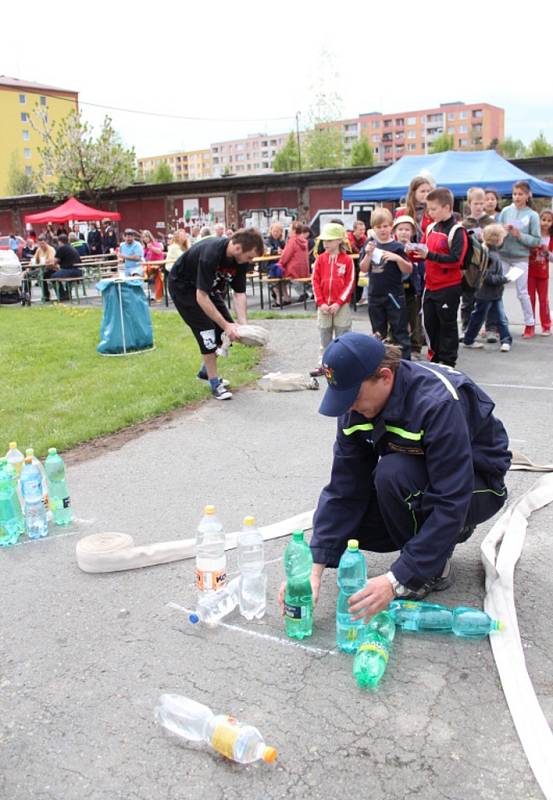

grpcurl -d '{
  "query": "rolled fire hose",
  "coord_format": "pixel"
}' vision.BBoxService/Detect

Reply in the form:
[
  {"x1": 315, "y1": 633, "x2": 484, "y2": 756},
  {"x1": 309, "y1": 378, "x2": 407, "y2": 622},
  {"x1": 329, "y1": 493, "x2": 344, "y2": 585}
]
[
  {"x1": 482, "y1": 473, "x2": 553, "y2": 799},
  {"x1": 76, "y1": 510, "x2": 313, "y2": 574}
]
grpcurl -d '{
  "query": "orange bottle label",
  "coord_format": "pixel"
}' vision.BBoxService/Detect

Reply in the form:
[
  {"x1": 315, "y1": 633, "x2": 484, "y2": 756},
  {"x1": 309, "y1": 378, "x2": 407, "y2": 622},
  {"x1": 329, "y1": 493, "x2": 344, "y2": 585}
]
[
  {"x1": 195, "y1": 568, "x2": 226, "y2": 592},
  {"x1": 211, "y1": 716, "x2": 240, "y2": 759}
]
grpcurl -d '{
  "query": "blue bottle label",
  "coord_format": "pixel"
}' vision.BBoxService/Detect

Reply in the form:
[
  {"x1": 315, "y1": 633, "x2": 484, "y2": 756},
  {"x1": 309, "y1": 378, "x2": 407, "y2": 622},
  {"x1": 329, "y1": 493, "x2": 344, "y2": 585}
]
[
  {"x1": 284, "y1": 603, "x2": 304, "y2": 620},
  {"x1": 62, "y1": 496, "x2": 71, "y2": 509}
]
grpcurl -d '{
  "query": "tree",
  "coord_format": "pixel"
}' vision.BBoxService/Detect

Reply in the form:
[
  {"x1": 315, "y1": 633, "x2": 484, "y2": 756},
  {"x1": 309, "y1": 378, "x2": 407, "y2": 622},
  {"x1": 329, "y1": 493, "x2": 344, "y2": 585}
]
[
  {"x1": 496, "y1": 137, "x2": 527, "y2": 159},
  {"x1": 429, "y1": 133, "x2": 454, "y2": 154},
  {"x1": 349, "y1": 137, "x2": 374, "y2": 167},
  {"x1": 526, "y1": 132, "x2": 553, "y2": 157},
  {"x1": 7, "y1": 152, "x2": 37, "y2": 195},
  {"x1": 273, "y1": 132, "x2": 301, "y2": 172},
  {"x1": 32, "y1": 109, "x2": 136, "y2": 202},
  {"x1": 304, "y1": 126, "x2": 344, "y2": 170},
  {"x1": 145, "y1": 163, "x2": 173, "y2": 183}
]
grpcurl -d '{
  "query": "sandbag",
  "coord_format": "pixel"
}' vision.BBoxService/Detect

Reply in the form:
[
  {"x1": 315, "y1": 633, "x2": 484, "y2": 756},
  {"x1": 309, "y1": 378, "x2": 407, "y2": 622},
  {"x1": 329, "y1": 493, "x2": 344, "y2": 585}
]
[
  {"x1": 258, "y1": 372, "x2": 319, "y2": 392},
  {"x1": 217, "y1": 324, "x2": 269, "y2": 356}
]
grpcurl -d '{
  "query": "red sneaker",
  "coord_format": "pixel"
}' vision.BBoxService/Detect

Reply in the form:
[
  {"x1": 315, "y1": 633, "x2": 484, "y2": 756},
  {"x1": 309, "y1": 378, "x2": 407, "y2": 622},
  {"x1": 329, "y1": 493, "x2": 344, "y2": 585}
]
[{"x1": 523, "y1": 326, "x2": 535, "y2": 338}]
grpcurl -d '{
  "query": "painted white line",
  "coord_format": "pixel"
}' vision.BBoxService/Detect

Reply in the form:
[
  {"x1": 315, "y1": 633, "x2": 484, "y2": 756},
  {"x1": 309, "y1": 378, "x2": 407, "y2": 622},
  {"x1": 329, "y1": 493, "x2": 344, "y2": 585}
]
[
  {"x1": 14, "y1": 528, "x2": 84, "y2": 546},
  {"x1": 167, "y1": 602, "x2": 336, "y2": 657},
  {"x1": 480, "y1": 382, "x2": 553, "y2": 392},
  {"x1": 509, "y1": 439, "x2": 527, "y2": 444}
]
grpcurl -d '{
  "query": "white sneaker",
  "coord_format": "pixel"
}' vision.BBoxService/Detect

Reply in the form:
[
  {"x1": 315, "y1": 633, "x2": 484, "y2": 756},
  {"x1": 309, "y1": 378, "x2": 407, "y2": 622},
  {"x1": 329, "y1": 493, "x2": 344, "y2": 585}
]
[
  {"x1": 212, "y1": 382, "x2": 233, "y2": 400},
  {"x1": 463, "y1": 341, "x2": 484, "y2": 349},
  {"x1": 500, "y1": 343, "x2": 511, "y2": 352},
  {"x1": 540, "y1": 330, "x2": 552, "y2": 337}
]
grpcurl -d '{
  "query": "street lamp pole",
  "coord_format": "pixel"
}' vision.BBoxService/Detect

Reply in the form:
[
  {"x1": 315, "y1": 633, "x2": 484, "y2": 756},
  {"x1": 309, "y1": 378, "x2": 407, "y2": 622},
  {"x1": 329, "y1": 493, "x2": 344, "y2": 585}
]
[{"x1": 296, "y1": 111, "x2": 302, "y2": 171}]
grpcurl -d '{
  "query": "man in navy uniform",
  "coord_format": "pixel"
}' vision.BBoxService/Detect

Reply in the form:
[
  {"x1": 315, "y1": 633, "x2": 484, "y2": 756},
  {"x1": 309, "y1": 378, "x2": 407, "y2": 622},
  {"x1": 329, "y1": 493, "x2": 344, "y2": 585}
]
[{"x1": 307, "y1": 332, "x2": 510, "y2": 621}]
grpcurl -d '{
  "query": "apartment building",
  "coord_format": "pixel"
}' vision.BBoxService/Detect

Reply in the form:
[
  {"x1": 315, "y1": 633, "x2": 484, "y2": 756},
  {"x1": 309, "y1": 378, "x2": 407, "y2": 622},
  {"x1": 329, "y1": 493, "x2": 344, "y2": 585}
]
[
  {"x1": 137, "y1": 149, "x2": 212, "y2": 182},
  {"x1": 0, "y1": 76, "x2": 78, "y2": 196},
  {"x1": 358, "y1": 102, "x2": 504, "y2": 163},
  {"x1": 210, "y1": 132, "x2": 290, "y2": 177}
]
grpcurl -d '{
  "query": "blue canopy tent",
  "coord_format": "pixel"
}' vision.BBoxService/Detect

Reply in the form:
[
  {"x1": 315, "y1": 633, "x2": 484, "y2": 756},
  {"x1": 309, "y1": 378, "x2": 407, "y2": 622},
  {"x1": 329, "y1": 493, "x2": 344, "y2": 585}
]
[{"x1": 342, "y1": 150, "x2": 553, "y2": 201}]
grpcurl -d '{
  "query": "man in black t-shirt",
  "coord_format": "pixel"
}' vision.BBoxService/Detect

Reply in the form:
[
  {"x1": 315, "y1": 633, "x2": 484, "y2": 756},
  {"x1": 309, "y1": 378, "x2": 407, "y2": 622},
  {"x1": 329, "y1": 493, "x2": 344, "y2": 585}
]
[
  {"x1": 168, "y1": 228, "x2": 264, "y2": 400},
  {"x1": 50, "y1": 234, "x2": 83, "y2": 300}
]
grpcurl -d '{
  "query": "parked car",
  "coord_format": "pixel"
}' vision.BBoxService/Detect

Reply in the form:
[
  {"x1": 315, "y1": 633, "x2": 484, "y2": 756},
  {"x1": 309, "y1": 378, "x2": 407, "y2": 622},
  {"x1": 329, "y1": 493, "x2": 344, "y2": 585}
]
[{"x1": 0, "y1": 235, "x2": 25, "y2": 259}]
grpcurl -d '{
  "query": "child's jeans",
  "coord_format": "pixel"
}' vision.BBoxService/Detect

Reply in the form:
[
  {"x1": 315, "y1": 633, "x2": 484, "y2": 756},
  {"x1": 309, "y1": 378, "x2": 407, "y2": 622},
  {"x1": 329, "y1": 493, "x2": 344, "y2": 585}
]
[
  {"x1": 464, "y1": 299, "x2": 512, "y2": 345},
  {"x1": 369, "y1": 292, "x2": 411, "y2": 360},
  {"x1": 318, "y1": 304, "x2": 352, "y2": 359}
]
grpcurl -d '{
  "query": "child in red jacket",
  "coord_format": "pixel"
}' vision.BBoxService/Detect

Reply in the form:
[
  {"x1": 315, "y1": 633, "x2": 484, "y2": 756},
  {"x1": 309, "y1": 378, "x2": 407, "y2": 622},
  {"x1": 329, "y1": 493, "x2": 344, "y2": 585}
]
[
  {"x1": 311, "y1": 222, "x2": 355, "y2": 371},
  {"x1": 528, "y1": 209, "x2": 553, "y2": 335}
]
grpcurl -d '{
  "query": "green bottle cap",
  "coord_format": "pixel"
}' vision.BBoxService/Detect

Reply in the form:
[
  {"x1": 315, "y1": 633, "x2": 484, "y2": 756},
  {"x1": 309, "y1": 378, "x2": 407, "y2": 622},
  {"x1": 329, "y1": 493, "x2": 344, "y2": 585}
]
[
  {"x1": 48, "y1": 447, "x2": 57, "y2": 455},
  {"x1": 347, "y1": 539, "x2": 359, "y2": 550},
  {"x1": 292, "y1": 530, "x2": 304, "y2": 542}
]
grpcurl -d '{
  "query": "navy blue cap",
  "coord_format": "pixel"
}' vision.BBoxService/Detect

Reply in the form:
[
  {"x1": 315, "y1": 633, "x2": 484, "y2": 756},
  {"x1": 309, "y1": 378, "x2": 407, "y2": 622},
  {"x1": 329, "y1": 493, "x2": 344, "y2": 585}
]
[{"x1": 318, "y1": 333, "x2": 385, "y2": 417}]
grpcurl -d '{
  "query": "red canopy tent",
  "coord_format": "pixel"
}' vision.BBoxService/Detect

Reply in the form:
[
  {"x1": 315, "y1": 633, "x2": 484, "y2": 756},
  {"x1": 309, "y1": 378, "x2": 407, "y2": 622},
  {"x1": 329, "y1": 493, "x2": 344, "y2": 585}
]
[{"x1": 24, "y1": 197, "x2": 121, "y2": 225}]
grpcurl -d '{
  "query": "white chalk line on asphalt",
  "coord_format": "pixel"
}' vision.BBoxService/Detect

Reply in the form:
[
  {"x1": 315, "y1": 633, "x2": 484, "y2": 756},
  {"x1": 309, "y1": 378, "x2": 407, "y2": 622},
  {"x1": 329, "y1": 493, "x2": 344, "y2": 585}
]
[
  {"x1": 480, "y1": 382, "x2": 553, "y2": 392},
  {"x1": 167, "y1": 602, "x2": 336, "y2": 657}
]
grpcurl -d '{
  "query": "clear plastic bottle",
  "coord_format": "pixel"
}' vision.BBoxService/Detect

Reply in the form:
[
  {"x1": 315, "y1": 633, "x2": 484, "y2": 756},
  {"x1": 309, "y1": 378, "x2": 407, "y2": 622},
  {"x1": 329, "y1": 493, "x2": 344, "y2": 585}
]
[
  {"x1": 189, "y1": 576, "x2": 241, "y2": 627},
  {"x1": 389, "y1": 600, "x2": 454, "y2": 633},
  {"x1": 195, "y1": 505, "x2": 226, "y2": 593},
  {"x1": 352, "y1": 611, "x2": 395, "y2": 690},
  {"x1": 6, "y1": 442, "x2": 24, "y2": 477},
  {"x1": 20, "y1": 456, "x2": 48, "y2": 539},
  {"x1": 25, "y1": 449, "x2": 49, "y2": 512},
  {"x1": 452, "y1": 607, "x2": 503, "y2": 638},
  {"x1": 389, "y1": 600, "x2": 503, "y2": 639},
  {"x1": 155, "y1": 694, "x2": 277, "y2": 765},
  {"x1": 0, "y1": 458, "x2": 24, "y2": 546},
  {"x1": 238, "y1": 515, "x2": 266, "y2": 620},
  {"x1": 284, "y1": 529, "x2": 313, "y2": 640},
  {"x1": 336, "y1": 540, "x2": 367, "y2": 653},
  {"x1": 44, "y1": 447, "x2": 72, "y2": 525}
]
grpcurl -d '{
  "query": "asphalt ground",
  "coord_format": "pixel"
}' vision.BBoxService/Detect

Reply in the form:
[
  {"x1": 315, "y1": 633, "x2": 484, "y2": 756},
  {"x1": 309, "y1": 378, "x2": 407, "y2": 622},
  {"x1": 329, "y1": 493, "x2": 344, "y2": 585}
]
[{"x1": 1, "y1": 282, "x2": 552, "y2": 800}]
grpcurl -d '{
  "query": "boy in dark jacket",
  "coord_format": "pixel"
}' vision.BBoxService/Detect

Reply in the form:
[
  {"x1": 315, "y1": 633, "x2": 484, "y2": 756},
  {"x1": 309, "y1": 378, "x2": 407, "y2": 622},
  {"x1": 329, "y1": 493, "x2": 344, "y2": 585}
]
[{"x1": 462, "y1": 224, "x2": 512, "y2": 352}]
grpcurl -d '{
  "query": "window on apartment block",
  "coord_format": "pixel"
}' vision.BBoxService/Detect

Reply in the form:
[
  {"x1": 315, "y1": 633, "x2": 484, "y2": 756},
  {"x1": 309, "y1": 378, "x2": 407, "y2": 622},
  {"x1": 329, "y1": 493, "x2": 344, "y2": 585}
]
[
  {"x1": 460, "y1": 111, "x2": 468, "y2": 119},
  {"x1": 22, "y1": 130, "x2": 30, "y2": 141},
  {"x1": 459, "y1": 125, "x2": 468, "y2": 133},
  {"x1": 448, "y1": 112, "x2": 455, "y2": 121},
  {"x1": 372, "y1": 120, "x2": 380, "y2": 129},
  {"x1": 25, "y1": 166, "x2": 33, "y2": 176},
  {"x1": 24, "y1": 148, "x2": 32, "y2": 159},
  {"x1": 407, "y1": 130, "x2": 416, "y2": 139},
  {"x1": 407, "y1": 144, "x2": 417, "y2": 151},
  {"x1": 20, "y1": 112, "x2": 28, "y2": 122},
  {"x1": 407, "y1": 117, "x2": 416, "y2": 125},
  {"x1": 40, "y1": 96, "x2": 47, "y2": 106}
]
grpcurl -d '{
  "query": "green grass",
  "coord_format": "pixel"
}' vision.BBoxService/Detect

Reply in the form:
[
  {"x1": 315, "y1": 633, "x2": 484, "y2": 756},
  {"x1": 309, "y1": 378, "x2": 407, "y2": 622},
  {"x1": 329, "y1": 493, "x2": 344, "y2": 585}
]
[
  {"x1": 249, "y1": 310, "x2": 315, "y2": 320},
  {"x1": 2, "y1": 306, "x2": 261, "y2": 456}
]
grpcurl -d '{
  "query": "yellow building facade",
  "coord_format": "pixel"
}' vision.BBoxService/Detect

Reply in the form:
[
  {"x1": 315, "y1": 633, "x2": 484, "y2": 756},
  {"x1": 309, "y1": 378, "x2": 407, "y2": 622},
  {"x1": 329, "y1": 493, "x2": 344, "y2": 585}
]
[{"x1": 0, "y1": 76, "x2": 78, "y2": 197}]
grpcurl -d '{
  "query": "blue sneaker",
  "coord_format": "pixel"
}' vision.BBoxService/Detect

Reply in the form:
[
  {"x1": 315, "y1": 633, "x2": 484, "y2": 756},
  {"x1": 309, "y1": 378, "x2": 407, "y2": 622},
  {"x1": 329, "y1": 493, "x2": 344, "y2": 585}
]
[{"x1": 197, "y1": 368, "x2": 229, "y2": 388}]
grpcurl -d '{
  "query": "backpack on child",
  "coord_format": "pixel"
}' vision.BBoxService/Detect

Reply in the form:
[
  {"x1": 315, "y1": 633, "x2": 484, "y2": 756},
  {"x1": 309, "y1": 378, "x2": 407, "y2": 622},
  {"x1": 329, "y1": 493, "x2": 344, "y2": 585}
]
[{"x1": 427, "y1": 222, "x2": 490, "y2": 289}]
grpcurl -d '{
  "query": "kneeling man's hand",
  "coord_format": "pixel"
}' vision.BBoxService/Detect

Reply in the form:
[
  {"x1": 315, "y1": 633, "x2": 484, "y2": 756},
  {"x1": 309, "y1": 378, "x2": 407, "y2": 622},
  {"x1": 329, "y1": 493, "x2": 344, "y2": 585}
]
[
  {"x1": 278, "y1": 566, "x2": 323, "y2": 614},
  {"x1": 348, "y1": 574, "x2": 394, "y2": 622}
]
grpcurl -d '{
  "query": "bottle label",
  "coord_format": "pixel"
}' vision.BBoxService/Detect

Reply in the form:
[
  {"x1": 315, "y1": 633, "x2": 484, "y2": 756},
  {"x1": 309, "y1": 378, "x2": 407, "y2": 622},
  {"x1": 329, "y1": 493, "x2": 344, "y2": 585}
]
[
  {"x1": 196, "y1": 568, "x2": 226, "y2": 592},
  {"x1": 284, "y1": 603, "x2": 307, "y2": 620},
  {"x1": 211, "y1": 716, "x2": 240, "y2": 759},
  {"x1": 62, "y1": 496, "x2": 71, "y2": 509},
  {"x1": 358, "y1": 641, "x2": 389, "y2": 663},
  {"x1": 346, "y1": 627, "x2": 358, "y2": 642}
]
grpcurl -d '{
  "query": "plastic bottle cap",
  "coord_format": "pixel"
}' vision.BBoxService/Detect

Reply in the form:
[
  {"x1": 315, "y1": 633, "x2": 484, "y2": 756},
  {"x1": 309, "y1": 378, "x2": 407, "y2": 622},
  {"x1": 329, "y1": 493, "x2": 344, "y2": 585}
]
[
  {"x1": 9, "y1": 442, "x2": 17, "y2": 449},
  {"x1": 495, "y1": 620, "x2": 504, "y2": 631},
  {"x1": 204, "y1": 505, "x2": 216, "y2": 515},
  {"x1": 26, "y1": 449, "x2": 34, "y2": 456},
  {"x1": 243, "y1": 516, "x2": 256, "y2": 526},
  {"x1": 48, "y1": 447, "x2": 57, "y2": 455},
  {"x1": 188, "y1": 613, "x2": 200, "y2": 624},
  {"x1": 292, "y1": 530, "x2": 304, "y2": 541},
  {"x1": 347, "y1": 539, "x2": 359, "y2": 550},
  {"x1": 262, "y1": 747, "x2": 278, "y2": 763}
]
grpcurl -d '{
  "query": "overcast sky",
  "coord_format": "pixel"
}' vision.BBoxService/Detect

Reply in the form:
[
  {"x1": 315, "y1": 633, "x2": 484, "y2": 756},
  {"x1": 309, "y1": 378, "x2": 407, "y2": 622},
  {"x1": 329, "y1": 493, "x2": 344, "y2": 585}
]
[{"x1": 4, "y1": 0, "x2": 552, "y2": 158}]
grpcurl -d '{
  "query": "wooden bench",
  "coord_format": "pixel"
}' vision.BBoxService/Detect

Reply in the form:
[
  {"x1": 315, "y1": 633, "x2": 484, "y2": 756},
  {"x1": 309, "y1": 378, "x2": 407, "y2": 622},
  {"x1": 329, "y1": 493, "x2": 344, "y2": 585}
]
[
  {"x1": 43, "y1": 275, "x2": 87, "y2": 304},
  {"x1": 258, "y1": 276, "x2": 313, "y2": 310}
]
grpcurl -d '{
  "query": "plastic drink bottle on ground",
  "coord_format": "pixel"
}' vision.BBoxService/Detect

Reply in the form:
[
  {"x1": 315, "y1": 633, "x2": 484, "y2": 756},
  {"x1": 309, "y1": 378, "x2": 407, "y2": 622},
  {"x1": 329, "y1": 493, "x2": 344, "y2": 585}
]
[
  {"x1": 155, "y1": 694, "x2": 277, "y2": 764},
  {"x1": 452, "y1": 607, "x2": 503, "y2": 638},
  {"x1": 195, "y1": 505, "x2": 226, "y2": 593},
  {"x1": 353, "y1": 611, "x2": 396, "y2": 690},
  {"x1": 336, "y1": 539, "x2": 367, "y2": 653},
  {"x1": 238, "y1": 515, "x2": 266, "y2": 621},
  {"x1": 26, "y1": 449, "x2": 49, "y2": 512},
  {"x1": 189, "y1": 576, "x2": 241, "y2": 627},
  {"x1": 20, "y1": 456, "x2": 48, "y2": 539},
  {"x1": 0, "y1": 458, "x2": 24, "y2": 546},
  {"x1": 6, "y1": 442, "x2": 24, "y2": 477},
  {"x1": 389, "y1": 600, "x2": 502, "y2": 639},
  {"x1": 44, "y1": 447, "x2": 72, "y2": 525},
  {"x1": 389, "y1": 600, "x2": 454, "y2": 633},
  {"x1": 284, "y1": 529, "x2": 313, "y2": 640}
]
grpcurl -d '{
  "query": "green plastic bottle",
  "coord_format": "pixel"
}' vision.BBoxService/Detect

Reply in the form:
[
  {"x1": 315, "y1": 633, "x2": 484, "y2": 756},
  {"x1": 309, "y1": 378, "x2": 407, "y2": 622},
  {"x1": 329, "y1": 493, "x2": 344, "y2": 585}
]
[
  {"x1": 44, "y1": 448, "x2": 72, "y2": 526},
  {"x1": 0, "y1": 458, "x2": 24, "y2": 546},
  {"x1": 283, "y1": 530, "x2": 313, "y2": 640},
  {"x1": 389, "y1": 600, "x2": 503, "y2": 639},
  {"x1": 352, "y1": 611, "x2": 395, "y2": 690}
]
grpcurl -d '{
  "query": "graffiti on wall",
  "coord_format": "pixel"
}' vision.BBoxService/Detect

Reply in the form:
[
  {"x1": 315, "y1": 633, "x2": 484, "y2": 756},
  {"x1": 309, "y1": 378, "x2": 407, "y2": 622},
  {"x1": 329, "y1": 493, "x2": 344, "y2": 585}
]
[{"x1": 241, "y1": 208, "x2": 296, "y2": 233}]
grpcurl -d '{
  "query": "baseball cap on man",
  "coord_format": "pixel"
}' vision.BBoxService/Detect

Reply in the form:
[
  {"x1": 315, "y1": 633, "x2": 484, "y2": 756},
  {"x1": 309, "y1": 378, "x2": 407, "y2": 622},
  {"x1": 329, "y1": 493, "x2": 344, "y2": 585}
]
[
  {"x1": 319, "y1": 332, "x2": 385, "y2": 417},
  {"x1": 320, "y1": 222, "x2": 346, "y2": 241}
]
